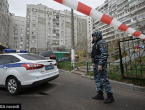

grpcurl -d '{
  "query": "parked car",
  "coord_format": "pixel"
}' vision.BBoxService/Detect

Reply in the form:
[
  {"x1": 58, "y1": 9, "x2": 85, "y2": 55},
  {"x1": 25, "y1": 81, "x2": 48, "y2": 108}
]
[
  {"x1": 57, "y1": 57, "x2": 71, "y2": 62},
  {"x1": 0, "y1": 49, "x2": 59, "y2": 95},
  {"x1": 39, "y1": 51, "x2": 56, "y2": 60}
]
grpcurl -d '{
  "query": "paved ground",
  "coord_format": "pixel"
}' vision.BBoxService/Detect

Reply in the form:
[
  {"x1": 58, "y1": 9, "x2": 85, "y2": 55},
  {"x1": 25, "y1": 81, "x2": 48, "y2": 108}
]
[{"x1": 0, "y1": 71, "x2": 145, "y2": 110}]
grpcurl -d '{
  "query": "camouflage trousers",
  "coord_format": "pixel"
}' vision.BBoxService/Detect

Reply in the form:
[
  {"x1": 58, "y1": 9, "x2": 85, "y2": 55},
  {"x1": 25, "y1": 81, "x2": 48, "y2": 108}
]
[{"x1": 93, "y1": 63, "x2": 113, "y2": 93}]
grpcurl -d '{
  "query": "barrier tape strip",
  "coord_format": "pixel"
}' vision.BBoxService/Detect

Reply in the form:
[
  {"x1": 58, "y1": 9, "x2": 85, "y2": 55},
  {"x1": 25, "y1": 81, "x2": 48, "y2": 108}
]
[{"x1": 53, "y1": 0, "x2": 145, "y2": 40}]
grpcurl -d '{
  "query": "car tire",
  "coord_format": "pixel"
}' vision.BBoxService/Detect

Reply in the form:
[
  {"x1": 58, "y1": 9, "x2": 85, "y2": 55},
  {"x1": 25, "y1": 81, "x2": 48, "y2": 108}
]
[{"x1": 6, "y1": 76, "x2": 20, "y2": 95}]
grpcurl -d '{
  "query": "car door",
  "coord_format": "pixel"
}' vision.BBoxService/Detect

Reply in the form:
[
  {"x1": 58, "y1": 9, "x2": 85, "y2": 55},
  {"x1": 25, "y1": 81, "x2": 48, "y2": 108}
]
[{"x1": 0, "y1": 55, "x2": 13, "y2": 85}]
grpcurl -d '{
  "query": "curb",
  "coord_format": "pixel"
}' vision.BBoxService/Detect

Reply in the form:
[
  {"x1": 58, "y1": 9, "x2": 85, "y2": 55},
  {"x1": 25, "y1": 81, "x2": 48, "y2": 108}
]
[
  {"x1": 59, "y1": 69, "x2": 71, "y2": 73},
  {"x1": 59, "y1": 69, "x2": 145, "y2": 92},
  {"x1": 81, "y1": 75, "x2": 145, "y2": 92}
]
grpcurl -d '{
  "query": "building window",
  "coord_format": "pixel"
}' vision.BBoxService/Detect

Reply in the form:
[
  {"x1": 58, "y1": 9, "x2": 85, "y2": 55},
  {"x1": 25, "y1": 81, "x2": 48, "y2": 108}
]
[
  {"x1": 15, "y1": 24, "x2": 18, "y2": 27},
  {"x1": 32, "y1": 32, "x2": 36, "y2": 35},
  {"x1": 14, "y1": 29, "x2": 18, "y2": 31},
  {"x1": 33, "y1": 16, "x2": 36, "y2": 19},
  {"x1": 15, "y1": 20, "x2": 18, "y2": 23},
  {"x1": 33, "y1": 12, "x2": 36, "y2": 15},
  {"x1": 48, "y1": 11, "x2": 52, "y2": 15},
  {"x1": 33, "y1": 8, "x2": 37, "y2": 12},
  {"x1": 32, "y1": 36, "x2": 36, "y2": 39},
  {"x1": 14, "y1": 33, "x2": 18, "y2": 35},
  {"x1": 27, "y1": 8, "x2": 30, "y2": 11},
  {"x1": 14, "y1": 37, "x2": 18, "y2": 40},
  {"x1": 48, "y1": 22, "x2": 51, "y2": 25},
  {"x1": 33, "y1": 24, "x2": 36, "y2": 27}
]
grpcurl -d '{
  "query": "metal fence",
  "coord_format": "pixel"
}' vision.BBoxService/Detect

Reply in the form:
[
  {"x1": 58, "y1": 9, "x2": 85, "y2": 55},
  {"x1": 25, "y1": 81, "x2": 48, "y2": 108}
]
[
  {"x1": 86, "y1": 62, "x2": 120, "y2": 75},
  {"x1": 119, "y1": 38, "x2": 145, "y2": 80}
]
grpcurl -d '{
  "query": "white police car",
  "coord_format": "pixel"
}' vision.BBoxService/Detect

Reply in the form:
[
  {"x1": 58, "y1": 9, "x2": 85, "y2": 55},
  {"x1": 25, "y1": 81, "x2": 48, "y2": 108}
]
[{"x1": 0, "y1": 49, "x2": 59, "y2": 95}]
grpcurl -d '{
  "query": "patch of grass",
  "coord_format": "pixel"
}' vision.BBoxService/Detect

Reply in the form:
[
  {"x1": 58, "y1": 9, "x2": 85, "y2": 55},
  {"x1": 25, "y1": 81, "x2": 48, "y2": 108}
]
[
  {"x1": 57, "y1": 62, "x2": 73, "y2": 71},
  {"x1": 123, "y1": 56, "x2": 145, "y2": 78},
  {"x1": 75, "y1": 61, "x2": 86, "y2": 67},
  {"x1": 57, "y1": 61, "x2": 87, "y2": 71},
  {"x1": 120, "y1": 78, "x2": 145, "y2": 87},
  {"x1": 86, "y1": 71, "x2": 94, "y2": 76}
]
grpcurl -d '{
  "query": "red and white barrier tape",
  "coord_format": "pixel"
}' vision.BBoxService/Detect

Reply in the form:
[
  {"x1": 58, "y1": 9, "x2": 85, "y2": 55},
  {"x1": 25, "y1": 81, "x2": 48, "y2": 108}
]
[{"x1": 53, "y1": 0, "x2": 145, "y2": 40}]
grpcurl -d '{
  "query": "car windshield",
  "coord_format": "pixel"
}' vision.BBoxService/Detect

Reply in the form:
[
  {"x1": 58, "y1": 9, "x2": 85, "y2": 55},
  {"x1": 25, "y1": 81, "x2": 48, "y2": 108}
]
[{"x1": 18, "y1": 54, "x2": 47, "y2": 60}]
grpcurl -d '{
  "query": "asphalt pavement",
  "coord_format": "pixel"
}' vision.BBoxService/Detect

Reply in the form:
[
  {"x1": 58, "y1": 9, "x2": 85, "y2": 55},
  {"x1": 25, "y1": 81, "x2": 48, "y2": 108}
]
[
  {"x1": 0, "y1": 70, "x2": 145, "y2": 110},
  {"x1": 66, "y1": 68, "x2": 145, "y2": 92}
]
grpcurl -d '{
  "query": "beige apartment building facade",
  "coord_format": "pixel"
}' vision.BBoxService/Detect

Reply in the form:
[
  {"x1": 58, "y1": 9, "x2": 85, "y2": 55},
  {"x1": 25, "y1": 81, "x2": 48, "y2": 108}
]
[
  {"x1": 25, "y1": 4, "x2": 68, "y2": 53},
  {"x1": 87, "y1": 16, "x2": 93, "y2": 54},
  {"x1": 0, "y1": 0, "x2": 9, "y2": 53},
  {"x1": 64, "y1": 10, "x2": 78, "y2": 50},
  {"x1": 93, "y1": 0, "x2": 145, "y2": 55},
  {"x1": 25, "y1": 4, "x2": 88, "y2": 53},
  {"x1": 8, "y1": 15, "x2": 26, "y2": 50}
]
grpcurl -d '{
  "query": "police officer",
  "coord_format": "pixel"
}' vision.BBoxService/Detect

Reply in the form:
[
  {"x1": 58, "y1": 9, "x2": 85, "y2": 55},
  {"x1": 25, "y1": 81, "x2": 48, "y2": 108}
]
[{"x1": 91, "y1": 31, "x2": 114, "y2": 104}]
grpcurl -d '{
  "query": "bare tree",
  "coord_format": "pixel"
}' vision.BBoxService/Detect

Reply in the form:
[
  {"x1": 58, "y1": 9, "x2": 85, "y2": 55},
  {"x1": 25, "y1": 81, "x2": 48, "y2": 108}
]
[
  {"x1": 138, "y1": 24, "x2": 145, "y2": 34},
  {"x1": 134, "y1": 19, "x2": 145, "y2": 34},
  {"x1": 56, "y1": 45, "x2": 66, "y2": 52},
  {"x1": 75, "y1": 37, "x2": 89, "y2": 58}
]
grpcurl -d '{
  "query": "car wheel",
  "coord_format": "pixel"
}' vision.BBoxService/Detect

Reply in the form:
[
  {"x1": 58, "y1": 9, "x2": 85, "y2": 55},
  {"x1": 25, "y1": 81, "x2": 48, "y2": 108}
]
[{"x1": 6, "y1": 76, "x2": 20, "y2": 95}]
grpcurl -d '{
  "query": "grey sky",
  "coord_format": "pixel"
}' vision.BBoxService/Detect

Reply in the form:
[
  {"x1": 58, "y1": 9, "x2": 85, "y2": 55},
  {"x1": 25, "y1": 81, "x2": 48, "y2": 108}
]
[{"x1": 7, "y1": 0, "x2": 105, "y2": 17}]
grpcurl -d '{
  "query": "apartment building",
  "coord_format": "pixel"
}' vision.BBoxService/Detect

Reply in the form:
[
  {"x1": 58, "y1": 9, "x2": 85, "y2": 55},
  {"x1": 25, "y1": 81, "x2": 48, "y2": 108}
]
[
  {"x1": 8, "y1": 15, "x2": 26, "y2": 50},
  {"x1": 64, "y1": 10, "x2": 76, "y2": 50},
  {"x1": 26, "y1": 4, "x2": 69, "y2": 53},
  {"x1": 26, "y1": 4, "x2": 88, "y2": 53},
  {"x1": 93, "y1": 0, "x2": 145, "y2": 54},
  {"x1": 0, "y1": 0, "x2": 9, "y2": 53},
  {"x1": 64, "y1": 10, "x2": 88, "y2": 49},
  {"x1": 26, "y1": 4, "x2": 49, "y2": 53},
  {"x1": 87, "y1": 16, "x2": 93, "y2": 54},
  {"x1": 77, "y1": 15, "x2": 88, "y2": 43}
]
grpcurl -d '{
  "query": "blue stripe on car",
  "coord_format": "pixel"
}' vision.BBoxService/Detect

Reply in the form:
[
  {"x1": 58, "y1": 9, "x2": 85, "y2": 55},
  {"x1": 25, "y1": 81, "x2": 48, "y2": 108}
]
[{"x1": 0, "y1": 63, "x2": 27, "y2": 68}]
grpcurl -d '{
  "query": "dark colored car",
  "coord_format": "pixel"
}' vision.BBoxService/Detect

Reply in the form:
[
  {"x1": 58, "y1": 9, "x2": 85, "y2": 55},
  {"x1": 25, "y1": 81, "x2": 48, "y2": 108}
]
[
  {"x1": 39, "y1": 51, "x2": 56, "y2": 60},
  {"x1": 57, "y1": 57, "x2": 71, "y2": 62}
]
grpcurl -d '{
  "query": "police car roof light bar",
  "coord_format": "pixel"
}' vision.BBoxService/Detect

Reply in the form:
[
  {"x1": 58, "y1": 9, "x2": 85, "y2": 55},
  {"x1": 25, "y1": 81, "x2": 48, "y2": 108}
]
[
  {"x1": 3, "y1": 49, "x2": 27, "y2": 53},
  {"x1": 20, "y1": 50, "x2": 27, "y2": 53},
  {"x1": 3, "y1": 49, "x2": 16, "y2": 53}
]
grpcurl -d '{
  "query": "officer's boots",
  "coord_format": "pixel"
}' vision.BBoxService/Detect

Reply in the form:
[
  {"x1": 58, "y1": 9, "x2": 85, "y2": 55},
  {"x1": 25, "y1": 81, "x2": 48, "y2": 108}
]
[
  {"x1": 92, "y1": 92, "x2": 104, "y2": 100},
  {"x1": 104, "y1": 93, "x2": 114, "y2": 104}
]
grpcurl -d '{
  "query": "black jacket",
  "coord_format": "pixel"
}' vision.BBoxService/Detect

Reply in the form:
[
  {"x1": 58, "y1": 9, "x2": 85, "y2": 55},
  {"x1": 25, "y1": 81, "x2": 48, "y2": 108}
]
[{"x1": 91, "y1": 39, "x2": 108, "y2": 65}]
